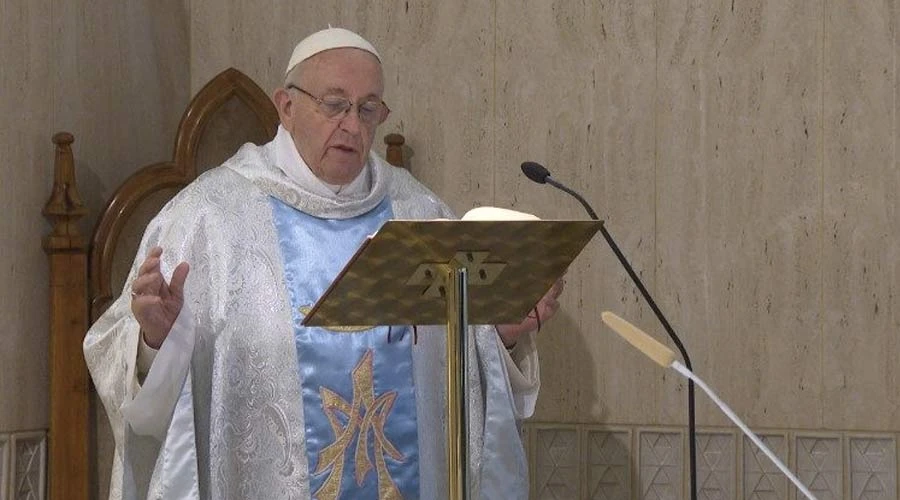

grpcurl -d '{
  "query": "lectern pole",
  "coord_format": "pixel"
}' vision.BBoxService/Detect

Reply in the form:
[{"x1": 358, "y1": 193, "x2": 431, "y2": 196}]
[{"x1": 445, "y1": 266, "x2": 469, "y2": 500}]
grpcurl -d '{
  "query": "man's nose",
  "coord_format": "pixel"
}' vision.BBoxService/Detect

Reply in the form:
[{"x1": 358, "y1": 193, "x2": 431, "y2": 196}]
[{"x1": 338, "y1": 105, "x2": 364, "y2": 134}]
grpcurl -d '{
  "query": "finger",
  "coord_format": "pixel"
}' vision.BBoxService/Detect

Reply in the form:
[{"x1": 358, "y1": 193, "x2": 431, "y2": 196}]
[
  {"x1": 137, "y1": 255, "x2": 161, "y2": 278},
  {"x1": 130, "y1": 292, "x2": 163, "y2": 318},
  {"x1": 553, "y1": 277, "x2": 566, "y2": 294},
  {"x1": 132, "y1": 273, "x2": 164, "y2": 297},
  {"x1": 539, "y1": 281, "x2": 563, "y2": 304},
  {"x1": 136, "y1": 247, "x2": 163, "y2": 274},
  {"x1": 541, "y1": 296, "x2": 560, "y2": 309},
  {"x1": 168, "y1": 262, "x2": 190, "y2": 300},
  {"x1": 131, "y1": 293, "x2": 163, "y2": 309},
  {"x1": 159, "y1": 261, "x2": 190, "y2": 301},
  {"x1": 539, "y1": 298, "x2": 560, "y2": 319}
]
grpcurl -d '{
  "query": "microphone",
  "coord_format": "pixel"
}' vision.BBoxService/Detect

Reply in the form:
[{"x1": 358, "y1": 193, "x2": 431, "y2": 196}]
[
  {"x1": 520, "y1": 161, "x2": 551, "y2": 183},
  {"x1": 520, "y1": 161, "x2": 699, "y2": 500},
  {"x1": 601, "y1": 312, "x2": 818, "y2": 500},
  {"x1": 520, "y1": 162, "x2": 598, "y2": 219}
]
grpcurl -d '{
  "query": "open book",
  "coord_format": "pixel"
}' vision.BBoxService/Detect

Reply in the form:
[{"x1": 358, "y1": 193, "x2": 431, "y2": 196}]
[{"x1": 460, "y1": 206, "x2": 540, "y2": 221}]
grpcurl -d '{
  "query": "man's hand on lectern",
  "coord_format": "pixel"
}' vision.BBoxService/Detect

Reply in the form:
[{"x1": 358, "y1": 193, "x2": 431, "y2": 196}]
[{"x1": 495, "y1": 277, "x2": 565, "y2": 349}]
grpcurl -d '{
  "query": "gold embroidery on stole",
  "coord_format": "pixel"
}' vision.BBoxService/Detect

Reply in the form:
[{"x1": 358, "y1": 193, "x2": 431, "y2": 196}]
[{"x1": 313, "y1": 349, "x2": 405, "y2": 499}]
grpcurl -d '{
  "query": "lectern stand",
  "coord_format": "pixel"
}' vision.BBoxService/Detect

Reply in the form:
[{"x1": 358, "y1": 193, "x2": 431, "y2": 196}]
[{"x1": 303, "y1": 219, "x2": 601, "y2": 500}]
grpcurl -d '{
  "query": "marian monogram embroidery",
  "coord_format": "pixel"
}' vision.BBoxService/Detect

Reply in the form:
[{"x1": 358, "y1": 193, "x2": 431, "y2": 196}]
[{"x1": 313, "y1": 349, "x2": 405, "y2": 499}]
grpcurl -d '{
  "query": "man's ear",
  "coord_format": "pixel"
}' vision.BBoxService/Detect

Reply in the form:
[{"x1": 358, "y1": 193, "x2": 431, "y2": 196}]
[{"x1": 273, "y1": 87, "x2": 293, "y2": 123}]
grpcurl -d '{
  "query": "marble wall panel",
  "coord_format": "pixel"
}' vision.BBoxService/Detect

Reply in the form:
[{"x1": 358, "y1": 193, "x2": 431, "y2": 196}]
[
  {"x1": 9, "y1": 432, "x2": 45, "y2": 500},
  {"x1": 189, "y1": 0, "x2": 494, "y2": 204},
  {"x1": 0, "y1": 432, "x2": 49, "y2": 500},
  {"x1": 822, "y1": 0, "x2": 900, "y2": 431},
  {"x1": 388, "y1": 1, "x2": 495, "y2": 213},
  {"x1": 0, "y1": 0, "x2": 900, "y2": 498},
  {"x1": 183, "y1": 0, "x2": 900, "y2": 438},
  {"x1": 191, "y1": 1, "x2": 336, "y2": 94},
  {"x1": 184, "y1": 0, "x2": 900, "y2": 435},
  {"x1": 0, "y1": 0, "x2": 52, "y2": 433},
  {"x1": 0, "y1": 2, "x2": 893, "y2": 491},
  {"x1": 742, "y1": 433, "x2": 788, "y2": 500},
  {"x1": 527, "y1": 424, "x2": 900, "y2": 500},
  {"x1": 656, "y1": 0, "x2": 824, "y2": 429},
  {"x1": 1, "y1": 0, "x2": 190, "y2": 435},
  {"x1": 532, "y1": 425, "x2": 580, "y2": 499},
  {"x1": 190, "y1": 2, "x2": 414, "y2": 94},
  {"x1": 0, "y1": 434, "x2": 8, "y2": 500},
  {"x1": 796, "y1": 434, "x2": 842, "y2": 499},
  {"x1": 585, "y1": 427, "x2": 631, "y2": 499},
  {"x1": 848, "y1": 435, "x2": 896, "y2": 500},
  {"x1": 495, "y1": 0, "x2": 663, "y2": 425},
  {"x1": 696, "y1": 431, "x2": 735, "y2": 499},
  {"x1": 638, "y1": 429, "x2": 683, "y2": 499},
  {"x1": 51, "y1": 0, "x2": 190, "y2": 233}
]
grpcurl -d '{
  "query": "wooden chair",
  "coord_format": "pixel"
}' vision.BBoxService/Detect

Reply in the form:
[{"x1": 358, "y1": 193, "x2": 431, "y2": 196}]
[{"x1": 42, "y1": 68, "x2": 408, "y2": 500}]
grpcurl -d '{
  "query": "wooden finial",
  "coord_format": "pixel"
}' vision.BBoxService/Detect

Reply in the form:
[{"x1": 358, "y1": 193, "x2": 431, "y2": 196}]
[
  {"x1": 43, "y1": 132, "x2": 87, "y2": 251},
  {"x1": 384, "y1": 133, "x2": 406, "y2": 168}
]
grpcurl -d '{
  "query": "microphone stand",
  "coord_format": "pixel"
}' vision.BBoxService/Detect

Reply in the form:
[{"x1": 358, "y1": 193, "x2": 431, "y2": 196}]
[
  {"x1": 544, "y1": 176, "x2": 698, "y2": 500},
  {"x1": 601, "y1": 312, "x2": 818, "y2": 500}
]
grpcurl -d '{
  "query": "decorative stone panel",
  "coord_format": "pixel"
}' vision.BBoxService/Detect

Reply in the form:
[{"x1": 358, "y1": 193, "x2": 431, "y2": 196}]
[
  {"x1": 9, "y1": 432, "x2": 45, "y2": 500},
  {"x1": 585, "y1": 427, "x2": 631, "y2": 499},
  {"x1": 533, "y1": 426, "x2": 580, "y2": 499},
  {"x1": 696, "y1": 432, "x2": 735, "y2": 500},
  {"x1": 796, "y1": 434, "x2": 842, "y2": 500},
  {"x1": 742, "y1": 433, "x2": 789, "y2": 500},
  {"x1": 0, "y1": 433, "x2": 9, "y2": 500},
  {"x1": 848, "y1": 435, "x2": 896, "y2": 500},
  {"x1": 523, "y1": 424, "x2": 900, "y2": 500},
  {"x1": 638, "y1": 429, "x2": 683, "y2": 500}
]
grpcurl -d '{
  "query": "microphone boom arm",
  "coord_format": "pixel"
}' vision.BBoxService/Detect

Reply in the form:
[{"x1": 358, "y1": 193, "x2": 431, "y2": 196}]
[
  {"x1": 545, "y1": 177, "x2": 599, "y2": 220},
  {"x1": 594, "y1": 210, "x2": 700, "y2": 500},
  {"x1": 525, "y1": 163, "x2": 699, "y2": 500}
]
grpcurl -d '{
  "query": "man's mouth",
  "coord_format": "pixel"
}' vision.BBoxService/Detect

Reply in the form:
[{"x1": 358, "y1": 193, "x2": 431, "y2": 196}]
[{"x1": 331, "y1": 144, "x2": 357, "y2": 153}]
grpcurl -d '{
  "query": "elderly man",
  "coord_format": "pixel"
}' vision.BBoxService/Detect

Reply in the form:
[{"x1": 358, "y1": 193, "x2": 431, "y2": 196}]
[{"x1": 84, "y1": 27, "x2": 562, "y2": 499}]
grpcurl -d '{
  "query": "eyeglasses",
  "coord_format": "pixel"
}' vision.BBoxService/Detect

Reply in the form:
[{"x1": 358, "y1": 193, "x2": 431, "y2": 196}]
[{"x1": 287, "y1": 84, "x2": 390, "y2": 126}]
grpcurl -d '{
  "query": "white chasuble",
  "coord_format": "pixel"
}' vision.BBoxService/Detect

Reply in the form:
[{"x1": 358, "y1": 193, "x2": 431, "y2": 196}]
[{"x1": 84, "y1": 137, "x2": 539, "y2": 499}]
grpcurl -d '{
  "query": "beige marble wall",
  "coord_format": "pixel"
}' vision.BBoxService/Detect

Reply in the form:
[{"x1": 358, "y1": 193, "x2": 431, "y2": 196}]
[
  {"x1": 51, "y1": 0, "x2": 190, "y2": 231},
  {"x1": 496, "y1": 0, "x2": 665, "y2": 425},
  {"x1": 3, "y1": 0, "x2": 898, "y2": 496},
  {"x1": 189, "y1": 1, "x2": 498, "y2": 201},
  {"x1": 822, "y1": 0, "x2": 900, "y2": 432},
  {"x1": 188, "y1": 0, "x2": 896, "y2": 422},
  {"x1": 0, "y1": 0, "x2": 189, "y2": 436},
  {"x1": 191, "y1": 0, "x2": 899, "y2": 432},
  {"x1": 0, "y1": 0, "x2": 53, "y2": 433},
  {"x1": 656, "y1": 1, "x2": 826, "y2": 430}
]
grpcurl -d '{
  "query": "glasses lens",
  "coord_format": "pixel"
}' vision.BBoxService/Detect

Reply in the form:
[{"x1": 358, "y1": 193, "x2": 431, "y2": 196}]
[
  {"x1": 358, "y1": 102, "x2": 386, "y2": 124},
  {"x1": 319, "y1": 97, "x2": 351, "y2": 119}
]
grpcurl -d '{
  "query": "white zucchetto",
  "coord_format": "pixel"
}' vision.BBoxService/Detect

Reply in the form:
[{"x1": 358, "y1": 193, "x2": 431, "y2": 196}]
[{"x1": 285, "y1": 27, "x2": 381, "y2": 75}]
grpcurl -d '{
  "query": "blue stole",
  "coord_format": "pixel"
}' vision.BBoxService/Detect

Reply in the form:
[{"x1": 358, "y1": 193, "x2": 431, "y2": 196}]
[{"x1": 269, "y1": 197, "x2": 420, "y2": 499}]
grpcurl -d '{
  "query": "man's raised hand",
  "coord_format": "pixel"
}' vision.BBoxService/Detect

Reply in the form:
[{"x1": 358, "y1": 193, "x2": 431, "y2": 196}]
[{"x1": 130, "y1": 246, "x2": 190, "y2": 349}]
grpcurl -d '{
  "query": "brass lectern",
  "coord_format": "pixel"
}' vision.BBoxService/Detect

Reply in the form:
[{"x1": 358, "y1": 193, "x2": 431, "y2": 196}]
[{"x1": 303, "y1": 218, "x2": 601, "y2": 499}]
